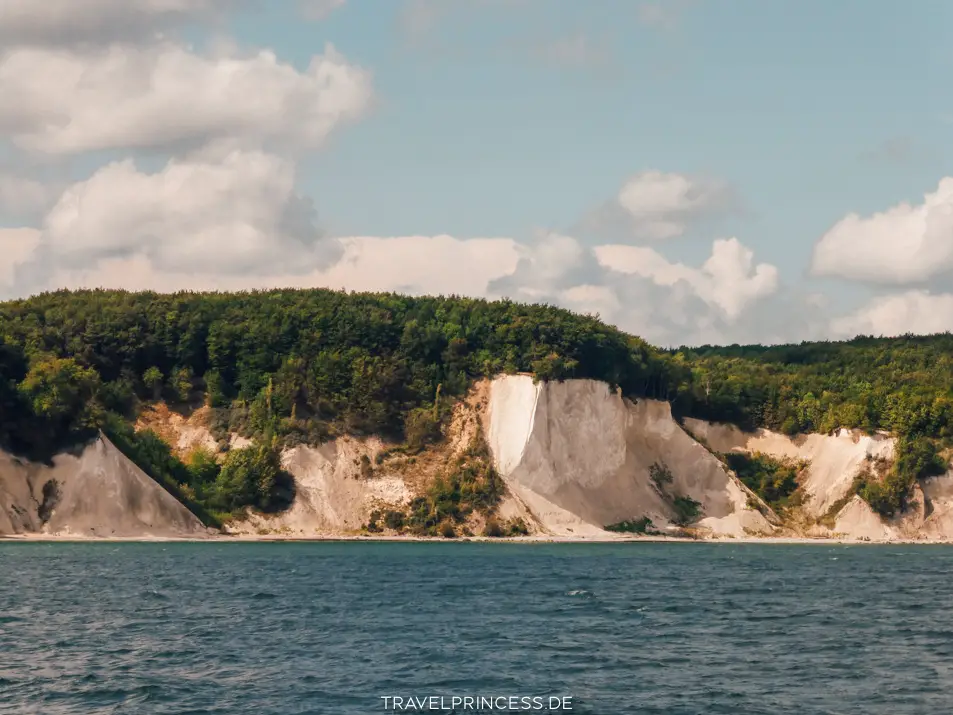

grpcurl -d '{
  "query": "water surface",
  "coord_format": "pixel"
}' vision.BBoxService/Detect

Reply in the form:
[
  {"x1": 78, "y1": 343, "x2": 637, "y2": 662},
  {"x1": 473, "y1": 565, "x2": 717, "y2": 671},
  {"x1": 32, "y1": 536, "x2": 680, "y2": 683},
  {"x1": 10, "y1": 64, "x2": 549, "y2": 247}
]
[{"x1": 2, "y1": 542, "x2": 952, "y2": 714}]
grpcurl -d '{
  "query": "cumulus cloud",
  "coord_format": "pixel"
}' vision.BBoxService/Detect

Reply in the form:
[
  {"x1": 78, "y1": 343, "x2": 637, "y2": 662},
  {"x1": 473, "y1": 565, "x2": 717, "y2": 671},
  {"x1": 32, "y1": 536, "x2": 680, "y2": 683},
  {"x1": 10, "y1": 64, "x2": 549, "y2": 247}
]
[
  {"x1": 812, "y1": 178, "x2": 953, "y2": 284},
  {"x1": 40, "y1": 150, "x2": 340, "y2": 275},
  {"x1": 830, "y1": 291, "x2": 953, "y2": 338},
  {"x1": 0, "y1": 0, "x2": 241, "y2": 46},
  {"x1": 596, "y1": 237, "x2": 778, "y2": 319},
  {"x1": 483, "y1": 232, "x2": 784, "y2": 345},
  {"x1": 617, "y1": 171, "x2": 735, "y2": 239},
  {"x1": 577, "y1": 170, "x2": 737, "y2": 243},
  {"x1": 488, "y1": 232, "x2": 602, "y2": 302},
  {"x1": 37, "y1": 235, "x2": 518, "y2": 297},
  {"x1": 0, "y1": 42, "x2": 372, "y2": 154}
]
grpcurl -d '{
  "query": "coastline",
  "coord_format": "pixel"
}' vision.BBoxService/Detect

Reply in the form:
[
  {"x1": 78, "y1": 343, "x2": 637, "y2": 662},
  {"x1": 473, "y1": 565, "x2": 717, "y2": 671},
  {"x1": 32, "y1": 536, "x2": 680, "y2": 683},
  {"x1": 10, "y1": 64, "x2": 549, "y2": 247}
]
[{"x1": 2, "y1": 533, "x2": 951, "y2": 545}]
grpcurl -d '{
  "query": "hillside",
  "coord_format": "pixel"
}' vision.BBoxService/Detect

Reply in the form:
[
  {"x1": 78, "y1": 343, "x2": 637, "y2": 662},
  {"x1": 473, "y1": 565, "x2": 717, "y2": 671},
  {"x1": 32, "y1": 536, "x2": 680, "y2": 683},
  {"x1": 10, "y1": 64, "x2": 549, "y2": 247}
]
[{"x1": 2, "y1": 289, "x2": 953, "y2": 539}]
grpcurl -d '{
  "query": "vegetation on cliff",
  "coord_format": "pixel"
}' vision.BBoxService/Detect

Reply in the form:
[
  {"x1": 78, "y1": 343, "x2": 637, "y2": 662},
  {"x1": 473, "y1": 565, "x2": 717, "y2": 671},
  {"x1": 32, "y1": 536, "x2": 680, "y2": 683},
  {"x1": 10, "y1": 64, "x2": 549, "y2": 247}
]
[
  {"x1": 722, "y1": 452, "x2": 803, "y2": 510},
  {"x1": 3, "y1": 289, "x2": 953, "y2": 520}
]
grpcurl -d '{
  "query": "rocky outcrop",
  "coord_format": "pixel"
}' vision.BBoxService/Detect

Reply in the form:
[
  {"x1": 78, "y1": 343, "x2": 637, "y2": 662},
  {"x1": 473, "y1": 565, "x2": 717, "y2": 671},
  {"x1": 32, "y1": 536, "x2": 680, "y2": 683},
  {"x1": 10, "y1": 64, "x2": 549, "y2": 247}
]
[
  {"x1": 485, "y1": 375, "x2": 775, "y2": 537},
  {"x1": 225, "y1": 436, "x2": 413, "y2": 536},
  {"x1": 0, "y1": 434, "x2": 207, "y2": 538},
  {"x1": 683, "y1": 418, "x2": 894, "y2": 519}
]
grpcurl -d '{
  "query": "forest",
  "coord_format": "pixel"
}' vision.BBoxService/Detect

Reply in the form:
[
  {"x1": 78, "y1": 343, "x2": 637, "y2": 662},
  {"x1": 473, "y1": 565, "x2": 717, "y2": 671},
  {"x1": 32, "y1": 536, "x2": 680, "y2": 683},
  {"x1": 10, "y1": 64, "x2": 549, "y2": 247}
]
[{"x1": 1, "y1": 288, "x2": 951, "y2": 520}]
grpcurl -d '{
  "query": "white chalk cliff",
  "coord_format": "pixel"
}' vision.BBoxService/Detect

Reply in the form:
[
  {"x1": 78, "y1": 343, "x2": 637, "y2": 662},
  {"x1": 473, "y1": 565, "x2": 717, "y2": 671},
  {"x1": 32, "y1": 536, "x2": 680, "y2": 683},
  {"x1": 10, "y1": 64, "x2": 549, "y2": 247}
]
[
  {"x1": 0, "y1": 434, "x2": 207, "y2": 538},
  {"x1": 6, "y1": 375, "x2": 953, "y2": 541},
  {"x1": 486, "y1": 375, "x2": 774, "y2": 537}
]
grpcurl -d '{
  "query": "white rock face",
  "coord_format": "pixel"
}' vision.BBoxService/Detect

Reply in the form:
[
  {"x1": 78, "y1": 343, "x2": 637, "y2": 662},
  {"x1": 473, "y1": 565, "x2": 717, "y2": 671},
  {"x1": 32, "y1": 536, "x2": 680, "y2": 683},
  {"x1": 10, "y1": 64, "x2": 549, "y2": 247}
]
[
  {"x1": 0, "y1": 434, "x2": 207, "y2": 537},
  {"x1": 890, "y1": 472, "x2": 953, "y2": 540},
  {"x1": 683, "y1": 418, "x2": 895, "y2": 519},
  {"x1": 834, "y1": 497, "x2": 896, "y2": 541},
  {"x1": 486, "y1": 375, "x2": 774, "y2": 537},
  {"x1": 227, "y1": 437, "x2": 412, "y2": 536}
]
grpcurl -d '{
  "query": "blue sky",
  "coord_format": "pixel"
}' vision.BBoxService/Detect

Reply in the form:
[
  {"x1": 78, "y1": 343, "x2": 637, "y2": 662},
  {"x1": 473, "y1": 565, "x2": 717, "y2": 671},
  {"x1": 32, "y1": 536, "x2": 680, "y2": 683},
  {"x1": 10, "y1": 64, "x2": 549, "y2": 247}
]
[{"x1": 0, "y1": 0, "x2": 951, "y2": 345}]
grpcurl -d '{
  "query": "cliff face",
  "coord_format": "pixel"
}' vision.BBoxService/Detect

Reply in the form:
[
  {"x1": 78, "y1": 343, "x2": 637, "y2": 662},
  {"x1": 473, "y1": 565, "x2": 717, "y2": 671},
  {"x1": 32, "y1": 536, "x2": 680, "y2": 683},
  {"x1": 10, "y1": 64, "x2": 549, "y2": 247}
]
[
  {"x1": 682, "y1": 418, "x2": 895, "y2": 519},
  {"x1": 5, "y1": 375, "x2": 953, "y2": 541},
  {"x1": 683, "y1": 416, "x2": 953, "y2": 541},
  {"x1": 0, "y1": 434, "x2": 207, "y2": 538},
  {"x1": 485, "y1": 375, "x2": 775, "y2": 538}
]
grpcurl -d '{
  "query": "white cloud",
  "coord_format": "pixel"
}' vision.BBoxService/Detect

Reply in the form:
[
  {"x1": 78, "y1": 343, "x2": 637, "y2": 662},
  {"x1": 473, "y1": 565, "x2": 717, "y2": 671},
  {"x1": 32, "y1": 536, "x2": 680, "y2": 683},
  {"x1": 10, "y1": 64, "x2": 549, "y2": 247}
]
[
  {"x1": 0, "y1": 228, "x2": 41, "y2": 288},
  {"x1": 812, "y1": 178, "x2": 953, "y2": 284},
  {"x1": 616, "y1": 171, "x2": 733, "y2": 240},
  {"x1": 489, "y1": 232, "x2": 593, "y2": 302},
  {"x1": 577, "y1": 170, "x2": 737, "y2": 243},
  {"x1": 299, "y1": 0, "x2": 346, "y2": 21},
  {"x1": 41, "y1": 150, "x2": 339, "y2": 275},
  {"x1": 318, "y1": 235, "x2": 519, "y2": 296},
  {"x1": 596, "y1": 237, "x2": 778, "y2": 319},
  {"x1": 0, "y1": 0, "x2": 239, "y2": 45},
  {"x1": 0, "y1": 42, "x2": 372, "y2": 154},
  {"x1": 561, "y1": 284, "x2": 622, "y2": 319},
  {"x1": 830, "y1": 291, "x2": 953, "y2": 338},
  {"x1": 40, "y1": 235, "x2": 519, "y2": 297},
  {"x1": 483, "y1": 232, "x2": 786, "y2": 345}
]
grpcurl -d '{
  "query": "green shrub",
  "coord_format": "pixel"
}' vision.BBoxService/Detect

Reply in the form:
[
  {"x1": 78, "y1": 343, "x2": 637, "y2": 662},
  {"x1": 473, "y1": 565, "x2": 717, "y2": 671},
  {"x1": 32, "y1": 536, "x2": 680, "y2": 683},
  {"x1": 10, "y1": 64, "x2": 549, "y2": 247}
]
[
  {"x1": 482, "y1": 518, "x2": 505, "y2": 537},
  {"x1": 383, "y1": 509, "x2": 405, "y2": 530},
  {"x1": 212, "y1": 443, "x2": 295, "y2": 514},
  {"x1": 860, "y1": 436, "x2": 946, "y2": 516},
  {"x1": 404, "y1": 426, "x2": 505, "y2": 535},
  {"x1": 672, "y1": 496, "x2": 702, "y2": 526},
  {"x1": 605, "y1": 517, "x2": 654, "y2": 534},
  {"x1": 506, "y1": 517, "x2": 530, "y2": 536},
  {"x1": 404, "y1": 406, "x2": 442, "y2": 449},
  {"x1": 724, "y1": 451, "x2": 801, "y2": 508},
  {"x1": 649, "y1": 461, "x2": 673, "y2": 489},
  {"x1": 365, "y1": 509, "x2": 383, "y2": 533}
]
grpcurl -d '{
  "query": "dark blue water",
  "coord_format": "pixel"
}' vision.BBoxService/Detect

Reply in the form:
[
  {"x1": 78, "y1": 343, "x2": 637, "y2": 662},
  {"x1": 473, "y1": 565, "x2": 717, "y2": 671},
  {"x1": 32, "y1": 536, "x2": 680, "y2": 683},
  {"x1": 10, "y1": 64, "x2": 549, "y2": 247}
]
[{"x1": 2, "y1": 543, "x2": 953, "y2": 714}]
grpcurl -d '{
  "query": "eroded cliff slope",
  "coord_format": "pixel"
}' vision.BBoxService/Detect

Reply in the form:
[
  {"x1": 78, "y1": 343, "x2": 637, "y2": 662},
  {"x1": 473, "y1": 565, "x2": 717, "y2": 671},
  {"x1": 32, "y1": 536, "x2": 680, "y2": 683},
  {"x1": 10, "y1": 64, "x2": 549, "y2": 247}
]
[
  {"x1": 0, "y1": 434, "x2": 207, "y2": 538},
  {"x1": 485, "y1": 375, "x2": 775, "y2": 537},
  {"x1": 6, "y1": 375, "x2": 953, "y2": 541}
]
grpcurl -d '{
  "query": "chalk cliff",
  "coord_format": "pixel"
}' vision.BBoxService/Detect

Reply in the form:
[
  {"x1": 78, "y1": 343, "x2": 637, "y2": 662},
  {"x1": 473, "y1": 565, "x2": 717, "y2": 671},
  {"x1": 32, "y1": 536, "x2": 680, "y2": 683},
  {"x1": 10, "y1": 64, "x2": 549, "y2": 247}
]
[
  {"x1": 5, "y1": 375, "x2": 953, "y2": 541},
  {"x1": 0, "y1": 434, "x2": 207, "y2": 538}
]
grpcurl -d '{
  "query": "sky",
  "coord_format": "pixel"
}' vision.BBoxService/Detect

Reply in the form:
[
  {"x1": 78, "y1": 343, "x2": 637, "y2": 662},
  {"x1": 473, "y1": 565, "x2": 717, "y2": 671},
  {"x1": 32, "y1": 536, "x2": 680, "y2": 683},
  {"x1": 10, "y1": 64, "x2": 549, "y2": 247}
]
[{"x1": 0, "y1": 0, "x2": 952, "y2": 347}]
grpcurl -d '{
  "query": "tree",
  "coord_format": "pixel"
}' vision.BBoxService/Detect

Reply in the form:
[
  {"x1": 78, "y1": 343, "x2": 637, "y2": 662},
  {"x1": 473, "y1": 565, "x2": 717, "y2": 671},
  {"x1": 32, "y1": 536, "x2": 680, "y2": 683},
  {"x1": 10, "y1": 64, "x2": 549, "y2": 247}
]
[
  {"x1": 143, "y1": 367, "x2": 164, "y2": 401},
  {"x1": 18, "y1": 357, "x2": 102, "y2": 436},
  {"x1": 213, "y1": 443, "x2": 292, "y2": 513},
  {"x1": 171, "y1": 366, "x2": 194, "y2": 403}
]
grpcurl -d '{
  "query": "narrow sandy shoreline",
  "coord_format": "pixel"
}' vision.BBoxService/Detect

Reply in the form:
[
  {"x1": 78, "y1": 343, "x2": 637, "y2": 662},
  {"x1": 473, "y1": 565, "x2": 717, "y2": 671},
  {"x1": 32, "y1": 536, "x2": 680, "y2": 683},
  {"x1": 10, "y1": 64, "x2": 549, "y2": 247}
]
[{"x1": 3, "y1": 533, "x2": 953, "y2": 545}]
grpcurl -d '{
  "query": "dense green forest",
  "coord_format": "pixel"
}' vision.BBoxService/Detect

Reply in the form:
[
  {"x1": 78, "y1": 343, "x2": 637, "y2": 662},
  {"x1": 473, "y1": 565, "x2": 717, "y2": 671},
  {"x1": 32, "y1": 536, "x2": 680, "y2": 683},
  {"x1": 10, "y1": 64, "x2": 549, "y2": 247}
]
[{"x1": 1, "y1": 289, "x2": 952, "y2": 521}]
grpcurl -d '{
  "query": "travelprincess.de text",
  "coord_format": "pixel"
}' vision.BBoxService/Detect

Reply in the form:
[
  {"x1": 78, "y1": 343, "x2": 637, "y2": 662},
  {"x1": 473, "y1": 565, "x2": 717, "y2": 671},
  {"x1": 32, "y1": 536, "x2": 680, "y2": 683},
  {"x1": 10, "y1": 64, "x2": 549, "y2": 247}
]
[{"x1": 380, "y1": 695, "x2": 573, "y2": 711}]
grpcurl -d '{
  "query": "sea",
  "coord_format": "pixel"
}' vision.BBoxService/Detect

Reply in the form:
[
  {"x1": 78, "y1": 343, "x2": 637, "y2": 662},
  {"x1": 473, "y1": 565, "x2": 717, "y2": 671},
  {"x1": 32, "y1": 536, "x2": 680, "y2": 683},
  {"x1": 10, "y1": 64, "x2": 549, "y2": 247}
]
[{"x1": 1, "y1": 542, "x2": 952, "y2": 714}]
